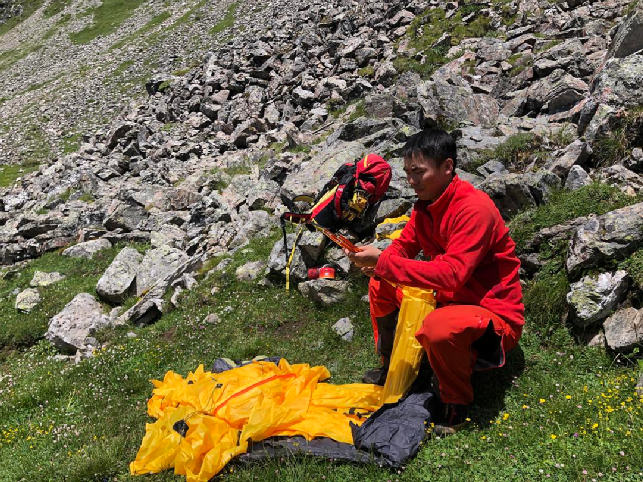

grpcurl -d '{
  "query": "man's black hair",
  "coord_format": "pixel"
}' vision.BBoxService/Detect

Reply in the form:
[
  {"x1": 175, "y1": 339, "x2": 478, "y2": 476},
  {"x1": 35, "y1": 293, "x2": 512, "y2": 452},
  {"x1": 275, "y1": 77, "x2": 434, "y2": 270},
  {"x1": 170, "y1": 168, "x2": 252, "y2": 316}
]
[{"x1": 402, "y1": 128, "x2": 458, "y2": 170}]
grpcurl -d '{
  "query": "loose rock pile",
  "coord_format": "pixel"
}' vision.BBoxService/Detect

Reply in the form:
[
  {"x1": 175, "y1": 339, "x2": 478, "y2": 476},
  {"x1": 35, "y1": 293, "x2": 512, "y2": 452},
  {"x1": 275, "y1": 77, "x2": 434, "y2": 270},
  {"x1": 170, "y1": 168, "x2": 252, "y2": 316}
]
[{"x1": 1, "y1": 0, "x2": 642, "y2": 357}]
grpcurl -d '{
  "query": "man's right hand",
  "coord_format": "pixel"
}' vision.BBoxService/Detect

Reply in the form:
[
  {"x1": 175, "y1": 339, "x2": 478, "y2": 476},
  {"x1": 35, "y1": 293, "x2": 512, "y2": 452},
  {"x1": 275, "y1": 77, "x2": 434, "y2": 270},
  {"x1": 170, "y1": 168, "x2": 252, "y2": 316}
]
[{"x1": 343, "y1": 244, "x2": 382, "y2": 268}]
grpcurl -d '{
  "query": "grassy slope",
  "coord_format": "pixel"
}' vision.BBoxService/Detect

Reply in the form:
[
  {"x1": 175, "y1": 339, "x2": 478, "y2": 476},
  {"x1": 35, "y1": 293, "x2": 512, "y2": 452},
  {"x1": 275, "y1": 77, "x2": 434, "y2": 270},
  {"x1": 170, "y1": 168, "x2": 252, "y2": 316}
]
[{"x1": 0, "y1": 225, "x2": 642, "y2": 481}]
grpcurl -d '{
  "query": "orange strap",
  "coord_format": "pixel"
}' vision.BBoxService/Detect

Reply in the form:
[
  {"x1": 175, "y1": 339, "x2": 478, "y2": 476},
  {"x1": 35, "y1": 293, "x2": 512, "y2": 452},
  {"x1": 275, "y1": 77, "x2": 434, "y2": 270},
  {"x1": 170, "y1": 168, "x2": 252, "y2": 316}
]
[{"x1": 212, "y1": 373, "x2": 296, "y2": 417}]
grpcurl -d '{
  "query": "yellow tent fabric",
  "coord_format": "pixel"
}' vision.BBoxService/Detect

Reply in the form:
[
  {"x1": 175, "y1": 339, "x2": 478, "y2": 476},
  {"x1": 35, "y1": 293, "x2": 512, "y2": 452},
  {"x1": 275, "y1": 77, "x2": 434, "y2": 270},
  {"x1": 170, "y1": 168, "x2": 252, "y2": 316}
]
[
  {"x1": 131, "y1": 287, "x2": 435, "y2": 480},
  {"x1": 380, "y1": 286, "x2": 436, "y2": 405},
  {"x1": 131, "y1": 360, "x2": 383, "y2": 481},
  {"x1": 376, "y1": 215, "x2": 410, "y2": 240}
]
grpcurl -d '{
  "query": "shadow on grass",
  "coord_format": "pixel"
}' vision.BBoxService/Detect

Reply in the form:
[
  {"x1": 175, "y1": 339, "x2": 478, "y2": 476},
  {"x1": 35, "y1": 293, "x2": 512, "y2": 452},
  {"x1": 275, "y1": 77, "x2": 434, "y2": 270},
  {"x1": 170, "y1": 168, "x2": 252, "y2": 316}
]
[{"x1": 470, "y1": 345, "x2": 526, "y2": 425}]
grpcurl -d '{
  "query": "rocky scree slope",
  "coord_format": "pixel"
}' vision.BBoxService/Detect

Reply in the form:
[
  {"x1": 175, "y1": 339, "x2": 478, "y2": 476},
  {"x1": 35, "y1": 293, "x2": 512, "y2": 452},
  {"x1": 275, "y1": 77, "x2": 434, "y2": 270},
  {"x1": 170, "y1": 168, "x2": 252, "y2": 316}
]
[
  {"x1": 1, "y1": 0, "x2": 643, "y2": 359},
  {"x1": 0, "y1": 0, "x2": 284, "y2": 164}
]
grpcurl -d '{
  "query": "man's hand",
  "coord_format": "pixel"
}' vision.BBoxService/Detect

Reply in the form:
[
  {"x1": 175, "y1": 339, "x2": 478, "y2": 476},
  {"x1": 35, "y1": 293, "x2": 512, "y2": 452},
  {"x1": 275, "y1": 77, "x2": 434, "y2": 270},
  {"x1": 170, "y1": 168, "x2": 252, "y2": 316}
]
[{"x1": 344, "y1": 244, "x2": 382, "y2": 268}]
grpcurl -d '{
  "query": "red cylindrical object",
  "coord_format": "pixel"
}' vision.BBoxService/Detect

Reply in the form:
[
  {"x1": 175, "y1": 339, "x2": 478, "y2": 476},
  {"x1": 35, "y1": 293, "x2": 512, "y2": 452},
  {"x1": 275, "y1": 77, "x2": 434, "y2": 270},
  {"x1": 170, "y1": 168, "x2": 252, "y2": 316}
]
[{"x1": 308, "y1": 267, "x2": 335, "y2": 280}]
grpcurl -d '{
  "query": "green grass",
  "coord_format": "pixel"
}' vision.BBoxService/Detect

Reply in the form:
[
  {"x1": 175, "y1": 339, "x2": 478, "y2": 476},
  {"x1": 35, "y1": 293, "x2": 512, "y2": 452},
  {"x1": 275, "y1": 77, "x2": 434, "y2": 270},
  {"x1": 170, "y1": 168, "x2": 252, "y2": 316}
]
[
  {"x1": 62, "y1": 133, "x2": 82, "y2": 154},
  {"x1": 619, "y1": 249, "x2": 643, "y2": 289},
  {"x1": 0, "y1": 161, "x2": 40, "y2": 187},
  {"x1": 522, "y1": 258, "x2": 570, "y2": 336},
  {"x1": 43, "y1": 0, "x2": 73, "y2": 18},
  {"x1": 0, "y1": 228, "x2": 642, "y2": 481},
  {"x1": 109, "y1": 10, "x2": 172, "y2": 51},
  {"x1": 393, "y1": 4, "x2": 503, "y2": 79},
  {"x1": 209, "y1": 1, "x2": 240, "y2": 35},
  {"x1": 114, "y1": 59, "x2": 134, "y2": 77},
  {"x1": 357, "y1": 65, "x2": 374, "y2": 77},
  {"x1": 509, "y1": 183, "x2": 643, "y2": 254},
  {"x1": 464, "y1": 133, "x2": 542, "y2": 174},
  {"x1": 0, "y1": 246, "x2": 142, "y2": 352},
  {"x1": 592, "y1": 108, "x2": 643, "y2": 167},
  {"x1": 69, "y1": 0, "x2": 147, "y2": 44},
  {"x1": 170, "y1": 0, "x2": 208, "y2": 30}
]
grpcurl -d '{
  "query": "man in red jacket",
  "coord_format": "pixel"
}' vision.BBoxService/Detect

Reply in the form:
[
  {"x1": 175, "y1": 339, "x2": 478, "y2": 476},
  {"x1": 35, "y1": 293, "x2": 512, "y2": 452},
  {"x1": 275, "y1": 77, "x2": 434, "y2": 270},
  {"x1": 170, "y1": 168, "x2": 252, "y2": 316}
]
[{"x1": 346, "y1": 129, "x2": 524, "y2": 435}]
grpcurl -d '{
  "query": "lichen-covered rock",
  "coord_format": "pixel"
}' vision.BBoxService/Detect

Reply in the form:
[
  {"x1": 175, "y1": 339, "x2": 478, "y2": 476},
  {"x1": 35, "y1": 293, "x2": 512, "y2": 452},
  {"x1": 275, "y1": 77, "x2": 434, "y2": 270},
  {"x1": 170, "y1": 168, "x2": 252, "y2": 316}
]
[
  {"x1": 46, "y1": 293, "x2": 109, "y2": 355},
  {"x1": 298, "y1": 279, "x2": 350, "y2": 305},
  {"x1": 544, "y1": 139, "x2": 591, "y2": 180},
  {"x1": 605, "y1": 0, "x2": 643, "y2": 60},
  {"x1": 150, "y1": 225, "x2": 187, "y2": 250},
  {"x1": 267, "y1": 234, "x2": 308, "y2": 280},
  {"x1": 566, "y1": 202, "x2": 643, "y2": 278},
  {"x1": 235, "y1": 260, "x2": 266, "y2": 281},
  {"x1": 297, "y1": 231, "x2": 326, "y2": 263},
  {"x1": 594, "y1": 165, "x2": 643, "y2": 196},
  {"x1": 332, "y1": 317, "x2": 354, "y2": 342},
  {"x1": 564, "y1": 165, "x2": 592, "y2": 190},
  {"x1": 15, "y1": 288, "x2": 41, "y2": 313},
  {"x1": 587, "y1": 54, "x2": 643, "y2": 111},
  {"x1": 280, "y1": 142, "x2": 366, "y2": 200},
  {"x1": 566, "y1": 270, "x2": 630, "y2": 327},
  {"x1": 135, "y1": 246, "x2": 189, "y2": 296},
  {"x1": 603, "y1": 307, "x2": 643, "y2": 353},
  {"x1": 479, "y1": 173, "x2": 536, "y2": 219},
  {"x1": 417, "y1": 69, "x2": 499, "y2": 127},
  {"x1": 62, "y1": 238, "x2": 112, "y2": 259},
  {"x1": 30, "y1": 271, "x2": 65, "y2": 287},
  {"x1": 96, "y1": 247, "x2": 143, "y2": 303}
]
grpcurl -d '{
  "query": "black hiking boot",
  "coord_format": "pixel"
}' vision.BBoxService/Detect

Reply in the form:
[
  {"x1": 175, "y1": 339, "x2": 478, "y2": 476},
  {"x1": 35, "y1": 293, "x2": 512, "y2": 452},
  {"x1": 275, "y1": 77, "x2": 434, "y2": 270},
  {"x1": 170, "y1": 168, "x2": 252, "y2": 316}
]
[
  {"x1": 433, "y1": 403, "x2": 470, "y2": 436},
  {"x1": 362, "y1": 366, "x2": 388, "y2": 386}
]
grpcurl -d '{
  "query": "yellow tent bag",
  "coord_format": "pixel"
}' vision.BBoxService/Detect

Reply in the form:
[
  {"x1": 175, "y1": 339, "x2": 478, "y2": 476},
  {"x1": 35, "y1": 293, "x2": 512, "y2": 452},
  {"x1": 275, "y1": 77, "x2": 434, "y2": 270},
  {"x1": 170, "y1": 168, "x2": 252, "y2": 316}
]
[
  {"x1": 380, "y1": 286, "x2": 436, "y2": 405},
  {"x1": 131, "y1": 359, "x2": 383, "y2": 482}
]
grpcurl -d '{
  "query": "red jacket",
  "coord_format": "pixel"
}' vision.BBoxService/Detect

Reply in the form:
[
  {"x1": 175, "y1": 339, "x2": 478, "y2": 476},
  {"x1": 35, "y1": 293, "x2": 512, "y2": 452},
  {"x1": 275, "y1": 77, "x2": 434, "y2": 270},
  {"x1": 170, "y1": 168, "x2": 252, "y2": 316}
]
[{"x1": 374, "y1": 175, "x2": 525, "y2": 329}]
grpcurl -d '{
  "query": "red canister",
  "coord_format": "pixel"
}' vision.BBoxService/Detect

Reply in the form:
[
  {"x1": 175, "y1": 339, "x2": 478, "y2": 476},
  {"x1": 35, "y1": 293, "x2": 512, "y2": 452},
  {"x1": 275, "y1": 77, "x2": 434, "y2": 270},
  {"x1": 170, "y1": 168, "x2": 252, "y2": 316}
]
[{"x1": 308, "y1": 266, "x2": 335, "y2": 280}]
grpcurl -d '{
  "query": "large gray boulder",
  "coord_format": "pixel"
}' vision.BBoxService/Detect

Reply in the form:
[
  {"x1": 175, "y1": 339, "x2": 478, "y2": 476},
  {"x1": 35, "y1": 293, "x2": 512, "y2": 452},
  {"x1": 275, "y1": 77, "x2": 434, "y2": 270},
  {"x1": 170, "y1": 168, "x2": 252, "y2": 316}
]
[
  {"x1": 605, "y1": 0, "x2": 643, "y2": 60},
  {"x1": 104, "y1": 198, "x2": 149, "y2": 232},
  {"x1": 604, "y1": 307, "x2": 643, "y2": 353},
  {"x1": 229, "y1": 210, "x2": 276, "y2": 250},
  {"x1": 96, "y1": 247, "x2": 144, "y2": 303},
  {"x1": 281, "y1": 142, "x2": 365, "y2": 199},
  {"x1": 299, "y1": 279, "x2": 350, "y2": 305},
  {"x1": 46, "y1": 293, "x2": 110, "y2": 354},
  {"x1": 544, "y1": 139, "x2": 591, "y2": 180},
  {"x1": 479, "y1": 173, "x2": 535, "y2": 219},
  {"x1": 525, "y1": 70, "x2": 589, "y2": 116},
  {"x1": 62, "y1": 239, "x2": 112, "y2": 259},
  {"x1": 417, "y1": 69, "x2": 499, "y2": 127},
  {"x1": 578, "y1": 53, "x2": 643, "y2": 137},
  {"x1": 566, "y1": 271, "x2": 630, "y2": 327},
  {"x1": 119, "y1": 255, "x2": 202, "y2": 325},
  {"x1": 136, "y1": 246, "x2": 189, "y2": 296},
  {"x1": 267, "y1": 233, "x2": 309, "y2": 280},
  {"x1": 564, "y1": 165, "x2": 592, "y2": 191},
  {"x1": 150, "y1": 225, "x2": 187, "y2": 250},
  {"x1": 567, "y1": 203, "x2": 643, "y2": 278}
]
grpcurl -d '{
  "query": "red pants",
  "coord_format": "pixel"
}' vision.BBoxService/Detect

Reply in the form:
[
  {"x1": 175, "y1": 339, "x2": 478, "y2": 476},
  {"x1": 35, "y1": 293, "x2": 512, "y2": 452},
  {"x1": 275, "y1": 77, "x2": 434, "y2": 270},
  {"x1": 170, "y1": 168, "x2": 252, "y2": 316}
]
[{"x1": 369, "y1": 278, "x2": 522, "y2": 405}]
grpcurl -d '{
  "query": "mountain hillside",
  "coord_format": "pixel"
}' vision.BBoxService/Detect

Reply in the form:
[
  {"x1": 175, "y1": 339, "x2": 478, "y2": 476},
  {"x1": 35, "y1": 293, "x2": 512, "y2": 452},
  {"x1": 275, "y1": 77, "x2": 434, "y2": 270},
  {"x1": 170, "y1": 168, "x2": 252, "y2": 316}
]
[
  {"x1": 1, "y1": 0, "x2": 643, "y2": 480},
  {"x1": 0, "y1": 0, "x2": 276, "y2": 163}
]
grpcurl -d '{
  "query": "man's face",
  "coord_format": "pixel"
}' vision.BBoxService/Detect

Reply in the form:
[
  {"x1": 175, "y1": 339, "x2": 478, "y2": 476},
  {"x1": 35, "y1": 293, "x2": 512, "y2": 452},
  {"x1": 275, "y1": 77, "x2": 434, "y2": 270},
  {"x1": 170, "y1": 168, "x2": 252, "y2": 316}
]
[{"x1": 403, "y1": 153, "x2": 454, "y2": 202}]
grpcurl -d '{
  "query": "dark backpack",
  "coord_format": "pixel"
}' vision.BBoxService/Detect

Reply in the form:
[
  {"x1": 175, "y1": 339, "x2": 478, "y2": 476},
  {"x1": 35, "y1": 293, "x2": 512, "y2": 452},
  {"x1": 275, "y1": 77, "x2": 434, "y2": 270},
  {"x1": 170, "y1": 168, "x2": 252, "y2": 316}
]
[
  {"x1": 280, "y1": 154, "x2": 392, "y2": 289},
  {"x1": 305, "y1": 153, "x2": 392, "y2": 230}
]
